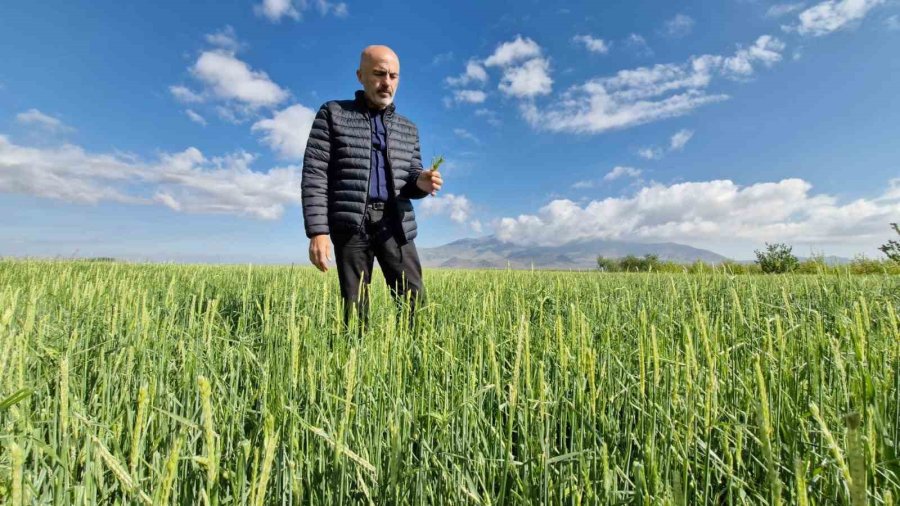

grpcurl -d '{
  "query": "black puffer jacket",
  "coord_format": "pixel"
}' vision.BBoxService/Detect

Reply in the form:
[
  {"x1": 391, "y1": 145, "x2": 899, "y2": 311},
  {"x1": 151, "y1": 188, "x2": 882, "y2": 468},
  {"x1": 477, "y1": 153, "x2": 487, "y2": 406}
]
[{"x1": 302, "y1": 90, "x2": 429, "y2": 242}]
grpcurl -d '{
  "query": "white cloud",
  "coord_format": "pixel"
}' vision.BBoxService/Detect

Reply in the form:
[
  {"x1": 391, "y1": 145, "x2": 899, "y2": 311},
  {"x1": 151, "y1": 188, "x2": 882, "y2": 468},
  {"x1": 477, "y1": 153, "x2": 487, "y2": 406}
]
[
  {"x1": 638, "y1": 147, "x2": 664, "y2": 160},
  {"x1": 498, "y1": 57, "x2": 553, "y2": 98},
  {"x1": 452, "y1": 90, "x2": 487, "y2": 104},
  {"x1": 520, "y1": 35, "x2": 784, "y2": 134},
  {"x1": 255, "y1": 0, "x2": 299, "y2": 21},
  {"x1": 254, "y1": 0, "x2": 347, "y2": 22},
  {"x1": 314, "y1": 0, "x2": 348, "y2": 17},
  {"x1": 0, "y1": 135, "x2": 300, "y2": 220},
  {"x1": 420, "y1": 193, "x2": 477, "y2": 228},
  {"x1": 573, "y1": 34, "x2": 610, "y2": 54},
  {"x1": 496, "y1": 177, "x2": 900, "y2": 253},
  {"x1": 792, "y1": 0, "x2": 884, "y2": 36},
  {"x1": 603, "y1": 166, "x2": 643, "y2": 181},
  {"x1": 884, "y1": 14, "x2": 900, "y2": 30},
  {"x1": 625, "y1": 33, "x2": 654, "y2": 57},
  {"x1": 670, "y1": 129, "x2": 694, "y2": 150},
  {"x1": 191, "y1": 50, "x2": 290, "y2": 110},
  {"x1": 445, "y1": 36, "x2": 552, "y2": 103},
  {"x1": 484, "y1": 36, "x2": 542, "y2": 67},
  {"x1": 205, "y1": 25, "x2": 242, "y2": 52},
  {"x1": 722, "y1": 35, "x2": 786, "y2": 77},
  {"x1": 432, "y1": 52, "x2": 454, "y2": 65},
  {"x1": 169, "y1": 85, "x2": 205, "y2": 104},
  {"x1": 446, "y1": 60, "x2": 489, "y2": 87},
  {"x1": 251, "y1": 103, "x2": 316, "y2": 160},
  {"x1": 474, "y1": 108, "x2": 501, "y2": 126},
  {"x1": 185, "y1": 109, "x2": 207, "y2": 126},
  {"x1": 663, "y1": 14, "x2": 695, "y2": 37},
  {"x1": 638, "y1": 129, "x2": 695, "y2": 160},
  {"x1": 16, "y1": 109, "x2": 74, "y2": 133},
  {"x1": 573, "y1": 166, "x2": 643, "y2": 189},
  {"x1": 572, "y1": 179, "x2": 599, "y2": 189},
  {"x1": 766, "y1": 3, "x2": 806, "y2": 17},
  {"x1": 453, "y1": 128, "x2": 480, "y2": 143}
]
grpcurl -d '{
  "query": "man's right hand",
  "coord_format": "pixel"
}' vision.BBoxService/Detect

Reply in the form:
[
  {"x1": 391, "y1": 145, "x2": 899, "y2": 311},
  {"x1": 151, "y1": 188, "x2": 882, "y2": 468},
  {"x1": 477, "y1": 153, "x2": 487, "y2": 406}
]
[{"x1": 309, "y1": 234, "x2": 332, "y2": 272}]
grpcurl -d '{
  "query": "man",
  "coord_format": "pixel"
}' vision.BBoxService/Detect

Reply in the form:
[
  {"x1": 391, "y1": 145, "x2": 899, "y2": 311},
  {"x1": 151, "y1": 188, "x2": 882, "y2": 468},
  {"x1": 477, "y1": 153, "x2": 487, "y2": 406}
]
[{"x1": 301, "y1": 45, "x2": 443, "y2": 328}]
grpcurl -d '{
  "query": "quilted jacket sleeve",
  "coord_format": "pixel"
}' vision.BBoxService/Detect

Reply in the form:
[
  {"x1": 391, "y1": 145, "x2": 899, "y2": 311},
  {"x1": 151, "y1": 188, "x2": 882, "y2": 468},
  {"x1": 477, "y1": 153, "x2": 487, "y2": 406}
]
[
  {"x1": 302, "y1": 104, "x2": 332, "y2": 237},
  {"x1": 399, "y1": 128, "x2": 430, "y2": 200}
]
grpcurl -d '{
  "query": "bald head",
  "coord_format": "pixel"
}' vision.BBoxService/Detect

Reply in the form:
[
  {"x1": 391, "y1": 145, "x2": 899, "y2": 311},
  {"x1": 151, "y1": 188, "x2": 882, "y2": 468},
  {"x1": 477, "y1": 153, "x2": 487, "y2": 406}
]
[
  {"x1": 360, "y1": 45, "x2": 399, "y2": 70},
  {"x1": 357, "y1": 45, "x2": 400, "y2": 110}
]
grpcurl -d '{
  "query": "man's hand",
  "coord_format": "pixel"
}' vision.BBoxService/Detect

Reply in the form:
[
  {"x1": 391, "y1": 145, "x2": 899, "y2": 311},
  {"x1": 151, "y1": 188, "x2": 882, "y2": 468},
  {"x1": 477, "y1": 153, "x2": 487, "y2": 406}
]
[
  {"x1": 309, "y1": 234, "x2": 332, "y2": 272},
  {"x1": 416, "y1": 169, "x2": 443, "y2": 196}
]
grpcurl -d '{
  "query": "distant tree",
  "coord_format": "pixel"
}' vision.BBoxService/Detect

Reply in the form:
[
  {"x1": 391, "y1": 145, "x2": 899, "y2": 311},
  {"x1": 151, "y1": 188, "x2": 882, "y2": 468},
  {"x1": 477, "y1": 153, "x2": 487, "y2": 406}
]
[
  {"x1": 754, "y1": 242, "x2": 799, "y2": 274},
  {"x1": 596, "y1": 256, "x2": 618, "y2": 272},
  {"x1": 879, "y1": 223, "x2": 900, "y2": 262},
  {"x1": 618, "y1": 254, "x2": 660, "y2": 272},
  {"x1": 618, "y1": 255, "x2": 642, "y2": 272}
]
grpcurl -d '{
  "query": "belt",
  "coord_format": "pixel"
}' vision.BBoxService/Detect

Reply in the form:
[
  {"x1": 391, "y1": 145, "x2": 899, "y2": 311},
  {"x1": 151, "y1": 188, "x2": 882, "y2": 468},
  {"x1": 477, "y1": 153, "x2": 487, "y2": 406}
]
[{"x1": 366, "y1": 201, "x2": 386, "y2": 210}]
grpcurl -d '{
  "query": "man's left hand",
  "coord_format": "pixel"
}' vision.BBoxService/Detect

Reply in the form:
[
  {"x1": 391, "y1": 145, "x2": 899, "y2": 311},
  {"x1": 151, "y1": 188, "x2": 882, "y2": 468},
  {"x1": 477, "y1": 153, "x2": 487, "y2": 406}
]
[{"x1": 416, "y1": 169, "x2": 443, "y2": 196}]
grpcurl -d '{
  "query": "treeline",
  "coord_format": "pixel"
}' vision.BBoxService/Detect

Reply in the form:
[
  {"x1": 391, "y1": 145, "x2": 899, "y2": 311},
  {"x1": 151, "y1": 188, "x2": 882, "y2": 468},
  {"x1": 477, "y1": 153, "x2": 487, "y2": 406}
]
[
  {"x1": 598, "y1": 224, "x2": 900, "y2": 274},
  {"x1": 596, "y1": 253, "x2": 900, "y2": 274}
]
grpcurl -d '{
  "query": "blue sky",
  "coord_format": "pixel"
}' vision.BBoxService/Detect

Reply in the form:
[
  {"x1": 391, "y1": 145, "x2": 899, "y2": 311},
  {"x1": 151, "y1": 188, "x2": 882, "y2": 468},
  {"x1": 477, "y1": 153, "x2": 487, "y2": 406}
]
[{"x1": 1, "y1": 0, "x2": 898, "y2": 262}]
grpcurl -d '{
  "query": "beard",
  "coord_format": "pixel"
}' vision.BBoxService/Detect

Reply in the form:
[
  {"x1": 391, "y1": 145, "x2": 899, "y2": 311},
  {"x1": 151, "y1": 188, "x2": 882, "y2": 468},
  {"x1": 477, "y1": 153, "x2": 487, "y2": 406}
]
[{"x1": 367, "y1": 89, "x2": 394, "y2": 108}]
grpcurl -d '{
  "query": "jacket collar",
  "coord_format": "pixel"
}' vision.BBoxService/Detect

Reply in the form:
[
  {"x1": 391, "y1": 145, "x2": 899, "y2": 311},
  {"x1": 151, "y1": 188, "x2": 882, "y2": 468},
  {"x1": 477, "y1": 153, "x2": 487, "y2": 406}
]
[{"x1": 355, "y1": 89, "x2": 395, "y2": 117}]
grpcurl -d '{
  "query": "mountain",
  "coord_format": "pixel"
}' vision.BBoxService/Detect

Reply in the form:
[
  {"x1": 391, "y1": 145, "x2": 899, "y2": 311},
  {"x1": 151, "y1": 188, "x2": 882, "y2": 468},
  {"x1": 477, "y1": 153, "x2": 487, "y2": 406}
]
[{"x1": 418, "y1": 235, "x2": 728, "y2": 270}]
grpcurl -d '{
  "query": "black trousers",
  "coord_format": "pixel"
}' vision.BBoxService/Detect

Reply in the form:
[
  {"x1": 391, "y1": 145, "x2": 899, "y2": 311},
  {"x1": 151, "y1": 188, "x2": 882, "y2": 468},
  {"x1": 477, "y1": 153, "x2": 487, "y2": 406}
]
[{"x1": 332, "y1": 202, "x2": 424, "y2": 329}]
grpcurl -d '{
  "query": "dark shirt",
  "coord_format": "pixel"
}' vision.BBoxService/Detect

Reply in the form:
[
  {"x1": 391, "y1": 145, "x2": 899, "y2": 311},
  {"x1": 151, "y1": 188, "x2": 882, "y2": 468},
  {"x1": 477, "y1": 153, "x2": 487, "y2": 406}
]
[{"x1": 368, "y1": 108, "x2": 390, "y2": 202}]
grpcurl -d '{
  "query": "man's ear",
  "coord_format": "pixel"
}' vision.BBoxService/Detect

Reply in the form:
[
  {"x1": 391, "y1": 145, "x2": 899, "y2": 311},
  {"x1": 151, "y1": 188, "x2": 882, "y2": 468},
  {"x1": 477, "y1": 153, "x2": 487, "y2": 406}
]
[{"x1": 356, "y1": 69, "x2": 363, "y2": 85}]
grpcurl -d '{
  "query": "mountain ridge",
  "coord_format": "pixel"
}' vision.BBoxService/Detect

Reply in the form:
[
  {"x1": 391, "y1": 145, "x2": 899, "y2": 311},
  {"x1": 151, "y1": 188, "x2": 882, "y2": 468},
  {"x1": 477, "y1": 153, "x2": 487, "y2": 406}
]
[{"x1": 418, "y1": 235, "x2": 729, "y2": 270}]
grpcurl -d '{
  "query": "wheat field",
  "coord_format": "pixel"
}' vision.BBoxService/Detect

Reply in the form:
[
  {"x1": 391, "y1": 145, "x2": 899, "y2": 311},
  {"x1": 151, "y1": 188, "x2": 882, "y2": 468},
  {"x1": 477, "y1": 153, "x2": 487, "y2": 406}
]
[{"x1": 0, "y1": 260, "x2": 898, "y2": 504}]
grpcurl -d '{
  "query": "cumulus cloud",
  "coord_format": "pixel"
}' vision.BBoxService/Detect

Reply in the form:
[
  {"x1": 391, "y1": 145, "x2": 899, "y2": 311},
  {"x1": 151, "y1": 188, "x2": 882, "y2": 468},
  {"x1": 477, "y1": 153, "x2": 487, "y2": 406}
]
[
  {"x1": 419, "y1": 193, "x2": 479, "y2": 230},
  {"x1": 498, "y1": 57, "x2": 552, "y2": 98},
  {"x1": 191, "y1": 50, "x2": 290, "y2": 109},
  {"x1": 451, "y1": 90, "x2": 487, "y2": 104},
  {"x1": 254, "y1": 0, "x2": 347, "y2": 22},
  {"x1": 251, "y1": 103, "x2": 316, "y2": 160},
  {"x1": 791, "y1": 0, "x2": 884, "y2": 36},
  {"x1": 573, "y1": 34, "x2": 610, "y2": 54},
  {"x1": 205, "y1": 25, "x2": 242, "y2": 52},
  {"x1": 496, "y1": 178, "x2": 900, "y2": 254},
  {"x1": 0, "y1": 135, "x2": 300, "y2": 220},
  {"x1": 16, "y1": 109, "x2": 75, "y2": 133},
  {"x1": 662, "y1": 14, "x2": 695, "y2": 37},
  {"x1": 444, "y1": 35, "x2": 552, "y2": 104},
  {"x1": 722, "y1": 35, "x2": 786, "y2": 77},
  {"x1": 170, "y1": 29, "x2": 311, "y2": 134},
  {"x1": 481, "y1": 36, "x2": 553, "y2": 99},
  {"x1": 483, "y1": 36, "x2": 543, "y2": 67},
  {"x1": 520, "y1": 35, "x2": 785, "y2": 134},
  {"x1": 445, "y1": 60, "x2": 488, "y2": 87}
]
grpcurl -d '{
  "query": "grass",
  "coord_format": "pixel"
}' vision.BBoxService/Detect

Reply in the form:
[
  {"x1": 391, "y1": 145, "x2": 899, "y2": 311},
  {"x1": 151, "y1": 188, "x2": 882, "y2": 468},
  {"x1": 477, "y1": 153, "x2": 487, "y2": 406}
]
[{"x1": 0, "y1": 259, "x2": 898, "y2": 504}]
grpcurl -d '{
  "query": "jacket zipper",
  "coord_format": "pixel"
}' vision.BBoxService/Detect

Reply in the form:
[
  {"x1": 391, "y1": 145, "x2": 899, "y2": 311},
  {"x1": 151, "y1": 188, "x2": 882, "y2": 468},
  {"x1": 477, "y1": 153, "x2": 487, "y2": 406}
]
[
  {"x1": 384, "y1": 112, "x2": 396, "y2": 198},
  {"x1": 359, "y1": 108, "x2": 373, "y2": 234}
]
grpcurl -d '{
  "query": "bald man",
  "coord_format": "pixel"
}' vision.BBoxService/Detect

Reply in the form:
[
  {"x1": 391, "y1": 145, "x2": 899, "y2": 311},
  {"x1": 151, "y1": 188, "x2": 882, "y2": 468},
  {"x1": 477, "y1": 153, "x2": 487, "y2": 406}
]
[{"x1": 301, "y1": 45, "x2": 442, "y2": 329}]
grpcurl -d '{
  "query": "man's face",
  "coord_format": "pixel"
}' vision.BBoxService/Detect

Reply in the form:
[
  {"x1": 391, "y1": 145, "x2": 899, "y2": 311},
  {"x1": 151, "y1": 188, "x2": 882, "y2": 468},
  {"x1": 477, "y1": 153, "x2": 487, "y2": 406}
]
[{"x1": 357, "y1": 55, "x2": 400, "y2": 110}]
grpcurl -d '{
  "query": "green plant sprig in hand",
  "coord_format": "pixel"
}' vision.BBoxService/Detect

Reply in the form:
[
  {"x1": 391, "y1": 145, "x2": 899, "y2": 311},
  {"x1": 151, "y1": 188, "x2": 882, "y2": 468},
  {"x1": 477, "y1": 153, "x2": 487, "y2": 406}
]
[{"x1": 430, "y1": 155, "x2": 445, "y2": 172}]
